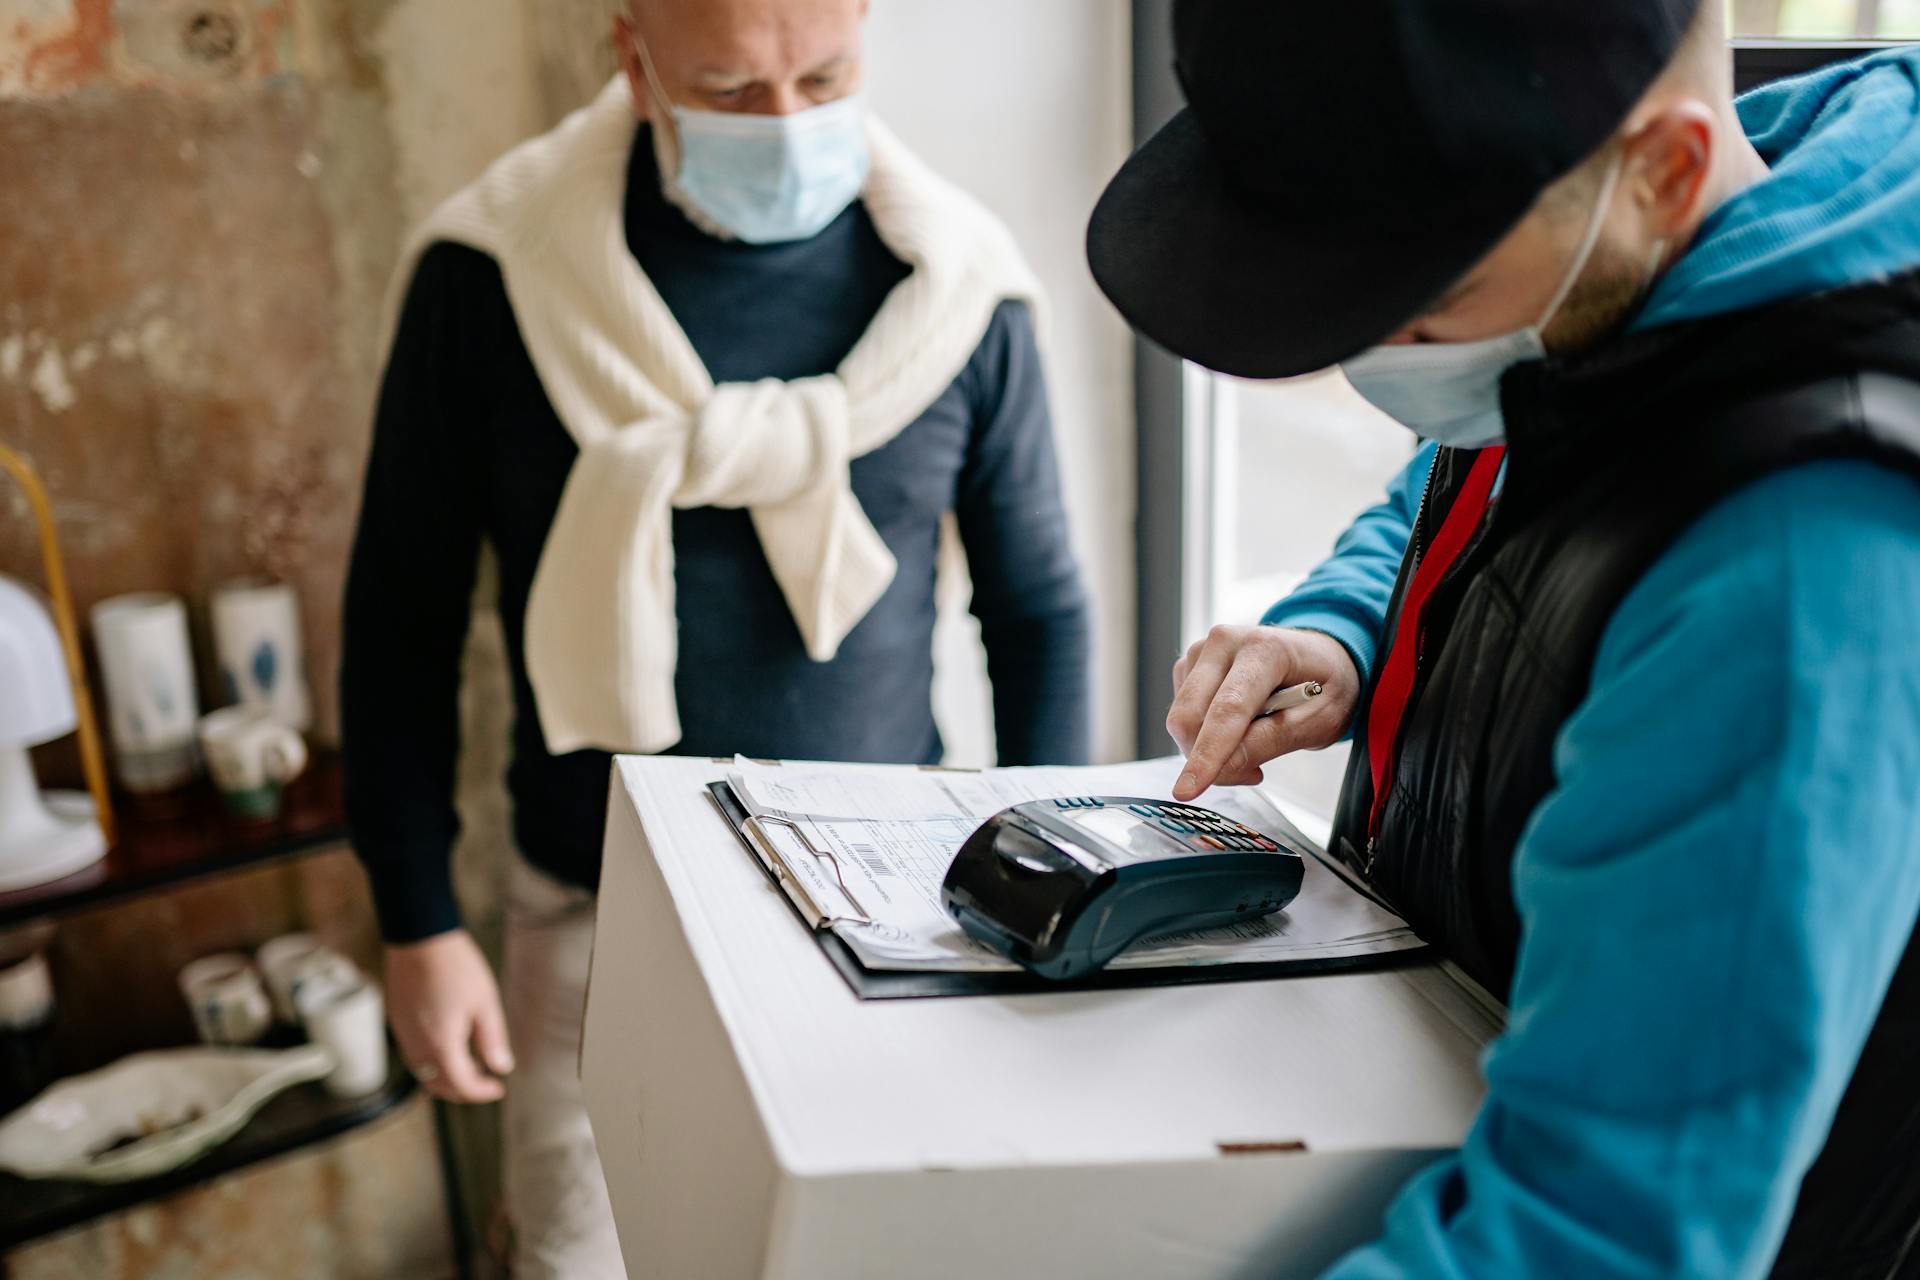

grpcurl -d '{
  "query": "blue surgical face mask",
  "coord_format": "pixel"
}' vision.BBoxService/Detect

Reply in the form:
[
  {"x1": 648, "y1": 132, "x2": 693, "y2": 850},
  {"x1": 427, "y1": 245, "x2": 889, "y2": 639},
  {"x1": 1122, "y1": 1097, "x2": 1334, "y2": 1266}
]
[
  {"x1": 634, "y1": 35, "x2": 869, "y2": 245},
  {"x1": 1341, "y1": 153, "x2": 1656, "y2": 449}
]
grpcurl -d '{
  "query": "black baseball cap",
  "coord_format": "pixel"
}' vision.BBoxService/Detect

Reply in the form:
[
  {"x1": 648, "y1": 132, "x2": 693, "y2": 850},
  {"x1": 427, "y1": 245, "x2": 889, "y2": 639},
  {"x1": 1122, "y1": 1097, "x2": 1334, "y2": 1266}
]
[{"x1": 1087, "y1": 0, "x2": 1699, "y2": 379}]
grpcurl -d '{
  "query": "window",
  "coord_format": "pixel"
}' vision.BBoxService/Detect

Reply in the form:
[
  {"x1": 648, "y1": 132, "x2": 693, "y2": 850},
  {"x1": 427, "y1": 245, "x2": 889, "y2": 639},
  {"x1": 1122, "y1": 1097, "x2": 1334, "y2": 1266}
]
[
  {"x1": 1731, "y1": 0, "x2": 1920, "y2": 37},
  {"x1": 1176, "y1": 370, "x2": 1412, "y2": 648}
]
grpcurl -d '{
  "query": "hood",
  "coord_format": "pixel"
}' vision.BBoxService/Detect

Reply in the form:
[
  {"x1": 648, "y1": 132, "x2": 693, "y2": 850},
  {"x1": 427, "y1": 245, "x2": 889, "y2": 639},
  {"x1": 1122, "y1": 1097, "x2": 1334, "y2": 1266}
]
[{"x1": 1634, "y1": 47, "x2": 1920, "y2": 331}]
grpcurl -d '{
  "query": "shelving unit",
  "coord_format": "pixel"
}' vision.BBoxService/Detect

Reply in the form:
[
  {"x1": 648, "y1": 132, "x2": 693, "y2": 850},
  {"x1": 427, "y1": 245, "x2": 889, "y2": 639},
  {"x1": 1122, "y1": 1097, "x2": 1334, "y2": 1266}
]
[
  {"x1": 0, "y1": 750, "x2": 348, "y2": 930},
  {"x1": 0, "y1": 1041, "x2": 415, "y2": 1250},
  {"x1": 0, "y1": 752, "x2": 431, "y2": 1255}
]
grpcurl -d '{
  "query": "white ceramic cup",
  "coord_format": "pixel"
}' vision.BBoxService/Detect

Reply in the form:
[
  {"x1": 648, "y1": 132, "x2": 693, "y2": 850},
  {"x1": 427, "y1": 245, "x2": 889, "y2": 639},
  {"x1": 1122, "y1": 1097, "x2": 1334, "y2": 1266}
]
[
  {"x1": 177, "y1": 953, "x2": 273, "y2": 1046},
  {"x1": 90, "y1": 593, "x2": 201, "y2": 793},
  {"x1": 255, "y1": 934, "x2": 356, "y2": 1025},
  {"x1": 0, "y1": 952, "x2": 54, "y2": 1031},
  {"x1": 301, "y1": 977, "x2": 388, "y2": 1099},
  {"x1": 210, "y1": 577, "x2": 311, "y2": 733},
  {"x1": 197, "y1": 707, "x2": 307, "y2": 820}
]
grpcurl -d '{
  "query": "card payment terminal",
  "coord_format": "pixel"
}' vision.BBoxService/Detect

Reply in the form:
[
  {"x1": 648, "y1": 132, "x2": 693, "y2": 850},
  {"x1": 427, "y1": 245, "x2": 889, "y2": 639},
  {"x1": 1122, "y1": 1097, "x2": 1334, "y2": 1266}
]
[{"x1": 940, "y1": 797, "x2": 1306, "y2": 980}]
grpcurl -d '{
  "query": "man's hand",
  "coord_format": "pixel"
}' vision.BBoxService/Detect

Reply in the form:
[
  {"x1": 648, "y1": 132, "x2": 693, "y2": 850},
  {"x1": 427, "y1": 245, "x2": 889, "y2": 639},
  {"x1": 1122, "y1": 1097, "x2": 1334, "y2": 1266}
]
[
  {"x1": 384, "y1": 930, "x2": 514, "y2": 1104},
  {"x1": 1167, "y1": 625, "x2": 1361, "y2": 801}
]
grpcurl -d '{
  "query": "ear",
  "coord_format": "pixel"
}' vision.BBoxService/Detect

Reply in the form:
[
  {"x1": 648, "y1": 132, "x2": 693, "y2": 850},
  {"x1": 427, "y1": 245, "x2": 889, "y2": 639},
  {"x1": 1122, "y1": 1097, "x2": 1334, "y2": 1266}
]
[
  {"x1": 613, "y1": 13, "x2": 649, "y2": 120},
  {"x1": 1621, "y1": 100, "x2": 1716, "y2": 239}
]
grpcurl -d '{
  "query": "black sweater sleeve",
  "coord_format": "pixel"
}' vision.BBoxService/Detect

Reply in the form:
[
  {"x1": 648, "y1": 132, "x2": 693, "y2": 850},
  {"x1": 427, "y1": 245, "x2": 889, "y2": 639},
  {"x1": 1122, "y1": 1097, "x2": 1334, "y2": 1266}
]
[
  {"x1": 340, "y1": 243, "x2": 491, "y2": 943},
  {"x1": 955, "y1": 299, "x2": 1094, "y2": 766}
]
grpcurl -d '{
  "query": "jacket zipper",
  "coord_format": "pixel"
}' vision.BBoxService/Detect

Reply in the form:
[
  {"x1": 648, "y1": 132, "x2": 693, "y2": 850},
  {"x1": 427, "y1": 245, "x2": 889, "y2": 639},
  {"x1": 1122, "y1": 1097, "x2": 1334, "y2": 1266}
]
[{"x1": 1367, "y1": 451, "x2": 1444, "y2": 880}]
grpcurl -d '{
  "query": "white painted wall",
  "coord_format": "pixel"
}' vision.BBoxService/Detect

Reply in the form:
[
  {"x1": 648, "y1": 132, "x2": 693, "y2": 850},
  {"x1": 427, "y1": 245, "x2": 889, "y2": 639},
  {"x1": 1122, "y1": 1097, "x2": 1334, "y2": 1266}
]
[
  {"x1": 864, "y1": 0, "x2": 1137, "y2": 765},
  {"x1": 371, "y1": 0, "x2": 544, "y2": 223}
]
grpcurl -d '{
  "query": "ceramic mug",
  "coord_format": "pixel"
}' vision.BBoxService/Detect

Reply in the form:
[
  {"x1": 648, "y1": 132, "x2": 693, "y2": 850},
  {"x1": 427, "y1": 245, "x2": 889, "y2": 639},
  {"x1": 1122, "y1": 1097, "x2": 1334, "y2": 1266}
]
[
  {"x1": 197, "y1": 707, "x2": 307, "y2": 820},
  {"x1": 255, "y1": 933, "x2": 356, "y2": 1025},
  {"x1": 89, "y1": 593, "x2": 201, "y2": 793},
  {"x1": 0, "y1": 952, "x2": 56, "y2": 1113},
  {"x1": 209, "y1": 577, "x2": 311, "y2": 733},
  {"x1": 300, "y1": 977, "x2": 387, "y2": 1099},
  {"x1": 177, "y1": 953, "x2": 273, "y2": 1047}
]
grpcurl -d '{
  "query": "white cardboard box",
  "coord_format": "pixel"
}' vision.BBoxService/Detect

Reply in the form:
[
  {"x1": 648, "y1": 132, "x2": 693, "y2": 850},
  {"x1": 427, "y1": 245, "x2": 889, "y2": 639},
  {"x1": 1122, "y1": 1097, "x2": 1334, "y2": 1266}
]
[{"x1": 581, "y1": 755, "x2": 1497, "y2": 1279}]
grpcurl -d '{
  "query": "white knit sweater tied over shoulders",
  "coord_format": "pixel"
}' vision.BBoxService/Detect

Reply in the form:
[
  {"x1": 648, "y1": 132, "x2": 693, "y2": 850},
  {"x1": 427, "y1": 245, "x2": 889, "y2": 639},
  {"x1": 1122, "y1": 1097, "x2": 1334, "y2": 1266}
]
[{"x1": 384, "y1": 78, "x2": 1043, "y2": 754}]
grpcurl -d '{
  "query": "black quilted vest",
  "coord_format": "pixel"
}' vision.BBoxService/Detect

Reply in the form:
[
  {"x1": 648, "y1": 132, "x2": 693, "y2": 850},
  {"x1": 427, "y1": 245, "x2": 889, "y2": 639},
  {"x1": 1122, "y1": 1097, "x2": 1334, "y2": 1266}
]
[{"x1": 1328, "y1": 269, "x2": 1920, "y2": 1278}]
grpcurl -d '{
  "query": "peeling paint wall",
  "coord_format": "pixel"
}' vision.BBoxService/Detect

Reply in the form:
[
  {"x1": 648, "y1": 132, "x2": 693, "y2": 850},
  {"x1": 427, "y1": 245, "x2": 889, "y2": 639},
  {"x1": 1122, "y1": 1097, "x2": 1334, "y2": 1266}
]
[
  {"x1": 0, "y1": 0, "x2": 546, "y2": 743},
  {"x1": 2, "y1": 80, "x2": 362, "y2": 662},
  {"x1": 1, "y1": 1, "x2": 295, "y2": 99},
  {"x1": 0, "y1": 1, "x2": 577, "y2": 1275}
]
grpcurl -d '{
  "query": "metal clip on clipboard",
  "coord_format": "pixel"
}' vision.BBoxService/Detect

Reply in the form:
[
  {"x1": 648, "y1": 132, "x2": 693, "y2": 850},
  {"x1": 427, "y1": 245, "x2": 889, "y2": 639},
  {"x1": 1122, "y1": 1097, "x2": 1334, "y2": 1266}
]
[{"x1": 742, "y1": 812, "x2": 875, "y2": 930}]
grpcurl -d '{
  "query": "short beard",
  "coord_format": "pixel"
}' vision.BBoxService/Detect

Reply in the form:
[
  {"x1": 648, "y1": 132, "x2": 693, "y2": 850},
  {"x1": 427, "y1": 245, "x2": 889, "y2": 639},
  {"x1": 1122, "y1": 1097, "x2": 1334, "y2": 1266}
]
[{"x1": 1542, "y1": 236, "x2": 1651, "y2": 356}]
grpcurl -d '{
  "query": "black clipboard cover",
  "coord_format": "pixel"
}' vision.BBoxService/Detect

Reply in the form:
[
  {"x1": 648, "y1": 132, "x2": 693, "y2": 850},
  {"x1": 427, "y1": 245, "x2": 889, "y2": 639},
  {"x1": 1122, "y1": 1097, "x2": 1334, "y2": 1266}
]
[{"x1": 706, "y1": 781, "x2": 1427, "y2": 1001}]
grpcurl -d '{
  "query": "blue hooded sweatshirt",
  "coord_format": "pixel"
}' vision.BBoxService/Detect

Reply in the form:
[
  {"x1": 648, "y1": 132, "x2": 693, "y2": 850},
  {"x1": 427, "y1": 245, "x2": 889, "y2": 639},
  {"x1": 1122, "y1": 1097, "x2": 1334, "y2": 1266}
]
[{"x1": 1264, "y1": 51, "x2": 1920, "y2": 1278}]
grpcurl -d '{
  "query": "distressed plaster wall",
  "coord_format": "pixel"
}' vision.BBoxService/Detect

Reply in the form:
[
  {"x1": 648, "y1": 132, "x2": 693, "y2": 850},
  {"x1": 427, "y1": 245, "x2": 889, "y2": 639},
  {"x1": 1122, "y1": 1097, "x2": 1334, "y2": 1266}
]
[
  {"x1": 0, "y1": 1, "x2": 562, "y2": 1275},
  {"x1": 0, "y1": 0, "x2": 544, "y2": 742}
]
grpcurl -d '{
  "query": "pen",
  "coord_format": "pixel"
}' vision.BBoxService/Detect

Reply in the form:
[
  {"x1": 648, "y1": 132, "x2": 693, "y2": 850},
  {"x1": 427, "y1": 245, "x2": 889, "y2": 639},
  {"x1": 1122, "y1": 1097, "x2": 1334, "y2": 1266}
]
[{"x1": 1258, "y1": 680, "x2": 1323, "y2": 717}]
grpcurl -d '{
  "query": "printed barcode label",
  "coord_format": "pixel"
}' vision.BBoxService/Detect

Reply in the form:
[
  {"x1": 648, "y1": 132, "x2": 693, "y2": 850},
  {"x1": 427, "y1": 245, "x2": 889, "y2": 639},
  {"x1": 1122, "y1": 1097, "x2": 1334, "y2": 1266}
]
[{"x1": 848, "y1": 842, "x2": 894, "y2": 878}]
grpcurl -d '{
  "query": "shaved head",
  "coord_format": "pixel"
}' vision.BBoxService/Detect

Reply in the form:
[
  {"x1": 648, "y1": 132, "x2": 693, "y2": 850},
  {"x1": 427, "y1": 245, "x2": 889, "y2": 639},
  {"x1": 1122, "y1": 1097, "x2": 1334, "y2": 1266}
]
[{"x1": 616, "y1": 0, "x2": 867, "y2": 123}]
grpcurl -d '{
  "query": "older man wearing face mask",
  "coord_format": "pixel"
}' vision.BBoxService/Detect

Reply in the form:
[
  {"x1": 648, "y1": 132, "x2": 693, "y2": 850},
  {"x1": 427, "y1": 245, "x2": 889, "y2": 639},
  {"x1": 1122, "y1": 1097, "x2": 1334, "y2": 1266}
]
[
  {"x1": 1093, "y1": 1, "x2": 1920, "y2": 1276},
  {"x1": 340, "y1": 0, "x2": 1089, "y2": 1273}
]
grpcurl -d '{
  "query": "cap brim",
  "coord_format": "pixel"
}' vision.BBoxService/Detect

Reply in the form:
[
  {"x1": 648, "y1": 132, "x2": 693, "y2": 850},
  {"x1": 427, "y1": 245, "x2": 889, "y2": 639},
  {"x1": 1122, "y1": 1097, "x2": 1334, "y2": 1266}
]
[{"x1": 1088, "y1": 109, "x2": 1503, "y2": 379}]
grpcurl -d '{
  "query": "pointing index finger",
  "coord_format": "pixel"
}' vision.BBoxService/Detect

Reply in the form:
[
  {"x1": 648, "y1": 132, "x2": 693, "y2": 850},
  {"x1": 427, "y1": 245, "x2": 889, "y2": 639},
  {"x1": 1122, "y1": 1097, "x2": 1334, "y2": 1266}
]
[
  {"x1": 1166, "y1": 638, "x2": 1235, "y2": 756},
  {"x1": 1175, "y1": 651, "x2": 1274, "y2": 800}
]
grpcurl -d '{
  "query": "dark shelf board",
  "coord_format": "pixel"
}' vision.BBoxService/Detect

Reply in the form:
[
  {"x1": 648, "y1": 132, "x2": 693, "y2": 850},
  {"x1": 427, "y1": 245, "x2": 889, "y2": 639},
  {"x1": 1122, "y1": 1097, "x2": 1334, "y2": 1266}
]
[
  {"x1": 0, "y1": 749, "x2": 347, "y2": 930},
  {"x1": 0, "y1": 1042, "x2": 416, "y2": 1251}
]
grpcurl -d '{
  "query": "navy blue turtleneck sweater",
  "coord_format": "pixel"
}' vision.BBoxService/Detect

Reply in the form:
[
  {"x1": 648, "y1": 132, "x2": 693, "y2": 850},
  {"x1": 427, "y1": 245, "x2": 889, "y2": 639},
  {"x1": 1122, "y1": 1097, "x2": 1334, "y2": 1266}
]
[{"x1": 342, "y1": 127, "x2": 1091, "y2": 943}]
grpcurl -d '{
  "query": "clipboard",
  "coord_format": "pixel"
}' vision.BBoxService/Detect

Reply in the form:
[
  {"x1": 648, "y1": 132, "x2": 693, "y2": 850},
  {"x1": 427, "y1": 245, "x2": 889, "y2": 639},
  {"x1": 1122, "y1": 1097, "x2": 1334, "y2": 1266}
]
[{"x1": 706, "y1": 781, "x2": 1426, "y2": 1001}]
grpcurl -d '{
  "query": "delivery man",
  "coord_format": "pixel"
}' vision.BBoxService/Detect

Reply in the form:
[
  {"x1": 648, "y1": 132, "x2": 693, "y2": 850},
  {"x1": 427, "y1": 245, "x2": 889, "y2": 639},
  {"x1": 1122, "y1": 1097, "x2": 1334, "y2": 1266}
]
[{"x1": 1089, "y1": 1, "x2": 1920, "y2": 1275}]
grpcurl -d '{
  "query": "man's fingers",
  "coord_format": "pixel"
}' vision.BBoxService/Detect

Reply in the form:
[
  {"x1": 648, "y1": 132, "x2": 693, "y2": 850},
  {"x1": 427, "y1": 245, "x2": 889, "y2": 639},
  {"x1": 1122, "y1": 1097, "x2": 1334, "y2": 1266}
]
[
  {"x1": 1205, "y1": 720, "x2": 1289, "y2": 791},
  {"x1": 1238, "y1": 704, "x2": 1332, "y2": 764},
  {"x1": 429, "y1": 1025, "x2": 506, "y2": 1103},
  {"x1": 391, "y1": 1020, "x2": 440, "y2": 1095},
  {"x1": 410, "y1": 1017, "x2": 504, "y2": 1104},
  {"x1": 1166, "y1": 632, "x2": 1238, "y2": 754},
  {"x1": 471, "y1": 998, "x2": 516, "y2": 1078},
  {"x1": 1212, "y1": 747, "x2": 1266, "y2": 787},
  {"x1": 1167, "y1": 625, "x2": 1360, "y2": 801},
  {"x1": 1175, "y1": 649, "x2": 1277, "y2": 799},
  {"x1": 1178, "y1": 672, "x2": 1343, "y2": 799},
  {"x1": 1172, "y1": 639, "x2": 1205, "y2": 694}
]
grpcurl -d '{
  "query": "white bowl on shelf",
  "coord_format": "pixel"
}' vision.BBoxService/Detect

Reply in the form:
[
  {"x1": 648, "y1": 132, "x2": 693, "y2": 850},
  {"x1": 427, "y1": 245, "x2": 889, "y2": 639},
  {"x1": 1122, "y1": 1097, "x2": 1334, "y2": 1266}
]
[{"x1": 0, "y1": 1043, "x2": 333, "y2": 1183}]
